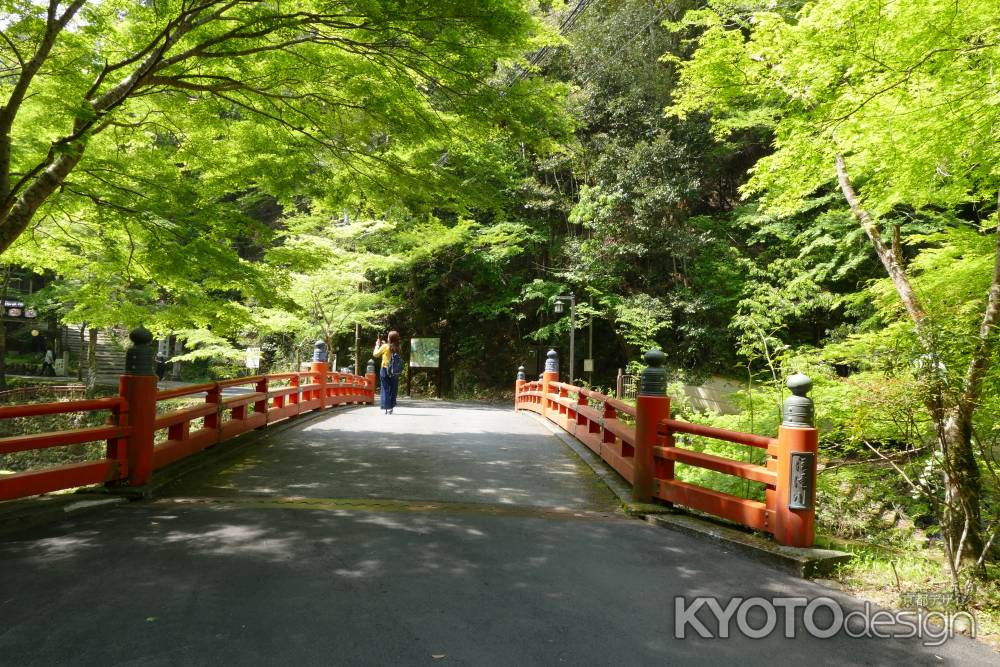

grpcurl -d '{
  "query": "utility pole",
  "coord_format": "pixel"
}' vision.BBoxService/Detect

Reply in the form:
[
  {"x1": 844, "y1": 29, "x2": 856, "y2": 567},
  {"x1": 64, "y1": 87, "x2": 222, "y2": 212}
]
[
  {"x1": 554, "y1": 294, "x2": 576, "y2": 385},
  {"x1": 355, "y1": 322, "x2": 361, "y2": 375}
]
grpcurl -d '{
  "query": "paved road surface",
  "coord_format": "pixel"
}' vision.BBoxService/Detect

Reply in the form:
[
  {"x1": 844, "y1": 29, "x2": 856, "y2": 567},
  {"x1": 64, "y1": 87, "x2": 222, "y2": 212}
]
[{"x1": 0, "y1": 400, "x2": 995, "y2": 665}]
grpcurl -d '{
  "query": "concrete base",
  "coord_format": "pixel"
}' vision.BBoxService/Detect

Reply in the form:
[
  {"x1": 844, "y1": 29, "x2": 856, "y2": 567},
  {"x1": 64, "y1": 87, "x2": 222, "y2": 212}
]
[
  {"x1": 644, "y1": 513, "x2": 852, "y2": 578},
  {"x1": 524, "y1": 410, "x2": 851, "y2": 579},
  {"x1": 0, "y1": 404, "x2": 368, "y2": 535},
  {"x1": 0, "y1": 493, "x2": 125, "y2": 537}
]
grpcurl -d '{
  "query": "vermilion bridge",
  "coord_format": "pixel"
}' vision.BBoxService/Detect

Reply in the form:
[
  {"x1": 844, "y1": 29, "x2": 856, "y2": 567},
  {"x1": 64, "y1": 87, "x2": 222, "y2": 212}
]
[{"x1": 0, "y1": 329, "x2": 994, "y2": 664}]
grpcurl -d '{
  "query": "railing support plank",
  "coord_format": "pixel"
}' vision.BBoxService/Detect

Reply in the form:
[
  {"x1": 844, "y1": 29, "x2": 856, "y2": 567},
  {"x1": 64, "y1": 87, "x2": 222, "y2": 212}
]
[{"x1": 0, "y1": 460, "x2": 121, "y2": 501}]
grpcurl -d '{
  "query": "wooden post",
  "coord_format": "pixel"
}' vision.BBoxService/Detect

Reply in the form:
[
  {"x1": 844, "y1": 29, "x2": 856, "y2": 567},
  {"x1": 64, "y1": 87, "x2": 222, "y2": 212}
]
[
  {"x1": 118, "y1": 327, "x2": 157, "y2": 487},
  {"x1": 255, "y1": 376, "x2": 268, "y2": 428},
  {"x1": 634, "y1": 349, "x2": 669, "y2": 504},
  {"x1": 541, "y1": 349, "x2": 558, "y2": 420},
  {"x1": 574, "y1": 392, "x2": 587, "y2": 437},
  {"x1": 290, "y1": 373, "x2": 301, "y2": 413},
  {"x1": 311, "y1": 340, "x2": 329, "y2": 409},
  {"x1": 514, "y1": 366, "x2": 526, "y2": 411},
  {"x1": 365, "y1": 358, "x2": 377, "y2": 405},
  {"x1": 204, "y1": 383, "x2": 222, "y2": 439},
  {"x1": 773, "y1": 374, "x2": 818, "y2": 547},
  {"x1": 602, "y1": 400, "x2": 616, "y2": 446}
]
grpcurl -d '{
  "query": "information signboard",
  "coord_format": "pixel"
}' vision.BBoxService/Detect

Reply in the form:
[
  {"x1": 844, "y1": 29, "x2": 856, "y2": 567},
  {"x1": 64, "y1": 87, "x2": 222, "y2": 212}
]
[
  {"x1": 409, "y1": 337, "x2": 440, "y2": 369},
  {"x1": 245, "y1": 347, "x2": 261, "y2": 369},
  {"x1": 407, "y1": 337, "x2": 442, "y2": 398}
]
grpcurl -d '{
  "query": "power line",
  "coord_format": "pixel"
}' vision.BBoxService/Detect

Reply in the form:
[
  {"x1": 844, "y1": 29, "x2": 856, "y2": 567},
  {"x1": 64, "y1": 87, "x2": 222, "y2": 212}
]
[
  {"x1": 579, "y1": 4, "x2": 673, "y2": 88},
  {"x1": 508, "y1": 0, "x2": 599, "y2": 85}
]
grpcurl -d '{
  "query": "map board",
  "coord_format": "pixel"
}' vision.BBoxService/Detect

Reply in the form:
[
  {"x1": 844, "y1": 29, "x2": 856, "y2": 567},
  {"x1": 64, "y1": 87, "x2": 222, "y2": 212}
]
[{"x1": 409, "y1": 337, "x2": 440, "y2": 368}]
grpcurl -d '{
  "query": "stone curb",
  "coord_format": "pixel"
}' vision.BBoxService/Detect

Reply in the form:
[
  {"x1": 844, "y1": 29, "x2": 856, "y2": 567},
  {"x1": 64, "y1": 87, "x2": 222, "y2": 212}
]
[
  {"x1": 0, "y1": 494, "x2": 127, "y2": 538},
  {"x1": 519, "y1": 409, "x2": 851, "y2": 579},
  {"x1": 643, "y1": 513, "x2": 852, "y2": 578}
]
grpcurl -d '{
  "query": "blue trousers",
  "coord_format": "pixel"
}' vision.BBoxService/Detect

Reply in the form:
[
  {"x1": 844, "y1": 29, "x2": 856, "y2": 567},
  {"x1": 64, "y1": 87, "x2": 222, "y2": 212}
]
[{"x1": 380, "y1": 368, "x2": 399, "y2": 410}]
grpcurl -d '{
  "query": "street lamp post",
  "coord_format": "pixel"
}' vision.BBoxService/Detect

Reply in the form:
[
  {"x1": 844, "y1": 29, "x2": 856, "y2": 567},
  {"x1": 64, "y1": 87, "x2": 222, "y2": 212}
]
[{"x1": 553, "y1": 294, "x2": 576, "y2": 385}]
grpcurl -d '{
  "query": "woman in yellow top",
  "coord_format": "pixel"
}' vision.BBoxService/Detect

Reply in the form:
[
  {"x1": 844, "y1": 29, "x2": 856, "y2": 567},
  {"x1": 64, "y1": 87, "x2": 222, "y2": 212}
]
[{"x1": 373, "y1": 330, "x2": 401, "y2": 414}]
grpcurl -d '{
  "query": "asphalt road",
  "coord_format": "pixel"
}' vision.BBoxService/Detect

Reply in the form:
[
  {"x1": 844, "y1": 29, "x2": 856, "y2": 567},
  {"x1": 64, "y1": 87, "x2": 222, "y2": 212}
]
[{"x1": 0, "y1": 400, "x2": 995, "y2": 665}]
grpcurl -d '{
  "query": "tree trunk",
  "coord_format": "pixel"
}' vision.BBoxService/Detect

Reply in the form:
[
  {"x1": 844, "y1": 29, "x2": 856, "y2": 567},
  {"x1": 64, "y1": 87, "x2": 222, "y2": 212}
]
[
  {"x1": 171, "y1": 336, "x2": 183, "y2": 380},
  {"x1": 836, "y1": 155, "x2": 988, "y2": 563},
  {"x1": 0, "y1": 318, "x2": 6, "y2": 391},
  {"x1": 86, "y1": 327, "x2": 98, "y2": 398},
  {"x1": 835, "y1": 156, "x2": 928, "y2": 327},
  {"x1": 0, "y1": 266, "x2": 8, "y2": 390},
  {"x1": 77, "y1": 324, "x2": 85, "y2": 381},
  {"x1": 939, "y1": 407, "x2": 985, "y2": 562},
  {"x1": 355, "y1": 322, "x2": 362, "y2": 375}
]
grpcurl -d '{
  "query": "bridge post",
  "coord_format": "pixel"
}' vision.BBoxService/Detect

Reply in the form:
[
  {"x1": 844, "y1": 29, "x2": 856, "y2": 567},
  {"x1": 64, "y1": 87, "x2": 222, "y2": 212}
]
[
  {"x1": 366, "y1": 359, "x2": 377, "y2": 405},
  {"x1": 774, "y1": 373, "x2": 818, "y2": 547},
  {"x1": 514, "y1": 366, "x2": 525, "y2": 411},
  {"x1": 311, "y1": 340, "x2": 329, "y2": 410},
  {"x1": 118, "y1": 326, "x2": 157, "y2": 487},
  {"x1": 541, "y1": 350, "x2": 558, "y2": 420},
  {"x1": 254, "y1": 376, "x2": 268, "y2": 428},
  {"x1": 634, "y1": 349, "x2": 669, "y2": 504}
]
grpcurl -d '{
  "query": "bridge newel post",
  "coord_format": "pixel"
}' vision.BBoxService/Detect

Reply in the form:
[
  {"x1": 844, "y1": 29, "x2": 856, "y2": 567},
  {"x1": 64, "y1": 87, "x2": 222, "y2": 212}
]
[
  {"x1": 365, "y1": 359, "x2": 377, "y2": 405},
  {"x1": 514, "y1": 366, "x2": 526, "y2": 411},
  {"x1": 118, "y1": 326, "x2": 157, "y2": 487},
  {"x1": 311, "y1": 340, "x2": 329, "y2": 410},
  {"x1": 542, "y1": 349, "x2": 558, "y2": 420},
  {"x1": 255, "y1": 376, "x2": 269, "y2": 428},
  {"x1": 774, "y1": 373, "x2": 818, "y2": 547},
  {"x1": 634, "y1": 349, "x2": 669, "y2": 504}
]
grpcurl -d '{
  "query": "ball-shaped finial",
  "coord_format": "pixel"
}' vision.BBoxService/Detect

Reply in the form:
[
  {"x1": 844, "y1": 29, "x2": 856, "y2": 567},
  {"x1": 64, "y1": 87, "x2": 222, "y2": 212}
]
[
  {"x1": 783, "y1": 373, "x2": 814, "y2": 427},
  {"x1": 125, "y1": 325, "x2": 155, "y2": 375},
  {"x1": 643, "y1": 349, "x2": 666, "y2": 368},
  {"x1": 517, "y1": 365, "x2": 526, "y2": 381},
  {"x1": 544, "y1": 348, "x2": 559, "y2": 373},
  {"x1": 312, "y1": 340, "x2": 328, "y2": 362},
  {"x1": 787, "y1": 372, "x2": 812, "y2": 396},
  {"x1": 639, "y1": 348, "x2": 667, "y2": 395},
  {"x1": 129, "y1": 325, "x2": 153, "y2": 346}
]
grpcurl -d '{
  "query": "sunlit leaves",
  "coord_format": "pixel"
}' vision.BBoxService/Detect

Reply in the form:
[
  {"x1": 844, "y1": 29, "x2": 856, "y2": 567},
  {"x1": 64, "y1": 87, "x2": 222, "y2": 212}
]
[{"x1": 670, "y1": 0, "x2": 1000, "y2": 215}]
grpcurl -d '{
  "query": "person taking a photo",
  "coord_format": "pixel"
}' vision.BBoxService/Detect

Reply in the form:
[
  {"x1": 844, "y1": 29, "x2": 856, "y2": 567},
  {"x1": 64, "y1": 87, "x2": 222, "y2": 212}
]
[{"x1": 373, "y1": 331, "x2": 403, "y2": 414}]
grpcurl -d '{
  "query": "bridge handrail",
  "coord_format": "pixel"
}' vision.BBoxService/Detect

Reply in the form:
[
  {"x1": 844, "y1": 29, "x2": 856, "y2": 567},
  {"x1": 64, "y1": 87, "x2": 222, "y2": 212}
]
[
  {"x1": 659, "y1": 419, "x2": 777, "y2": 451},
  {"x1": 156, "y1": 382, "x2": 217, "y2": 401},
  {"x1": 0, "y1": 395, "x2": 130, "y2": 502},
  {"x1": 0, "y1": 334, "x2": 379, "y2": 503},
  {"x1": 515, "y1": 374, "x2": 637, "y2": 483},
  {"x1": 547, "y1": 382, "x2": 637, "y2": 418},
  {"x1": 514, "y1": 353, "x2": 818, "y2": 548},
  {"x1": 0, "y1": 396, "x2": 125, "y2": 419},
  {"x1": 267, "y1": 372, "x2": 310, "y2": 381}
]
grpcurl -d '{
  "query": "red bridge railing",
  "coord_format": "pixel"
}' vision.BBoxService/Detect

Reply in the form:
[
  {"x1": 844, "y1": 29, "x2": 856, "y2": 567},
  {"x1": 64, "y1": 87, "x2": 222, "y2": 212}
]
[
  {"x1": 0, "y1": 331, "x2": 376, "y2": 502},
  {"x1": 515, "y1": 349, "x2": 818, "y2": 548}
]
